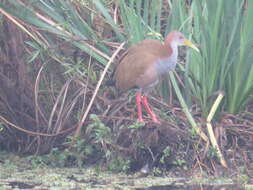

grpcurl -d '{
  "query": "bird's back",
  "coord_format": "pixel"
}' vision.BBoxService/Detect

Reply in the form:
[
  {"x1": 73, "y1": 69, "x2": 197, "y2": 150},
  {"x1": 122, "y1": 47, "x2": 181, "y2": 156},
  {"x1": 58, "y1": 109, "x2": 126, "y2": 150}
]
[{"x1": 114, "y1": 39, "x2": 172, "y2": 92}]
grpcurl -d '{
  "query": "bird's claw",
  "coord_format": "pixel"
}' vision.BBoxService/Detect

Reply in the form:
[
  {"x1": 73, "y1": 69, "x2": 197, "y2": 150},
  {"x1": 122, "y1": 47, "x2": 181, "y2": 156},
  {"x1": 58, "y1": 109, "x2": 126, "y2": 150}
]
[
  {"x1": 137, "y1": 118, "x2": 145, "y2": 124},
  {"x1": 152, "y1": 118, "x2": 161, "y2": 124}
]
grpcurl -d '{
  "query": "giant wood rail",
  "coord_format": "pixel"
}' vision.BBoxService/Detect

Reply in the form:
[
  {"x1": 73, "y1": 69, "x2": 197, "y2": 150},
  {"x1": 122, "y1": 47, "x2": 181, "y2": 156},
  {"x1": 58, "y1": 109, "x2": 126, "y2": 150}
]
[{"x1": 113, "y1": 31, "x2": 199, "y2": 124}]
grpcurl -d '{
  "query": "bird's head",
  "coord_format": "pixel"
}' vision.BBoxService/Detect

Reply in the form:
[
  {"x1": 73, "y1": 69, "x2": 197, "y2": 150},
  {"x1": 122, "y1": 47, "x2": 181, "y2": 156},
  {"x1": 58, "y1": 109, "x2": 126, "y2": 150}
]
[{"x1": 165, "y1": 31, "x2": 199, "y2": 52}]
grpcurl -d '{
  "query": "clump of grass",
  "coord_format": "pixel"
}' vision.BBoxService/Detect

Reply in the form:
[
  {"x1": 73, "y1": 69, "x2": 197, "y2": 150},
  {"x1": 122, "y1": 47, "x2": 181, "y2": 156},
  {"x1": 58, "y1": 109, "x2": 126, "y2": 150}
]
[{"x1": 187, "y1": 0, "x2": 253, "y2": 115}]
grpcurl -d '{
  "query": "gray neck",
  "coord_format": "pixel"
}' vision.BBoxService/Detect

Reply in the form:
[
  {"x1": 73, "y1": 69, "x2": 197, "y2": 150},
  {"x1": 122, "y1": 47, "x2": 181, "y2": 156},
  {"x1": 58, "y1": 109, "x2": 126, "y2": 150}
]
[{"x1": 155, "y1": 42, "x2": 178, "y2": 75}]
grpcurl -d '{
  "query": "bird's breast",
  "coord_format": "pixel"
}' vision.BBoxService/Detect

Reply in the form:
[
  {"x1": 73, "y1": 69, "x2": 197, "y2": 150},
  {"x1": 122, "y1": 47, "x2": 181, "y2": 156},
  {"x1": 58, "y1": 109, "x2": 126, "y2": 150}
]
[{"x1": 155, "y1": 54, "x2": 177, "y2": 75}]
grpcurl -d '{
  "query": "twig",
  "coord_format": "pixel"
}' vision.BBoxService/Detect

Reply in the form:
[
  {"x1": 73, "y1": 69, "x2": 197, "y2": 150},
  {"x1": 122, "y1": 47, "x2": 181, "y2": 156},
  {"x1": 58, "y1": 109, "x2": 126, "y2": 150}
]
[
  {"x1": 0, "y1": 115, "x2": 74, "y2": 136},
  {"x1": 206, "y1": 91, "x2": 228, "y2": 168},
  {"x1": 74, "y1": 42, "x2": 126, "y2": 138}
]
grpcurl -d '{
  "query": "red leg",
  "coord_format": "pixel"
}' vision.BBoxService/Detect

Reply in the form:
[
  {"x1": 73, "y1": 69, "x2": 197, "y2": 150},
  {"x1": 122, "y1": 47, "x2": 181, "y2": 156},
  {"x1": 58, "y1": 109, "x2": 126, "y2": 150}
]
[
  {"x1": 136, "y1": 92, "x2": 144, "y2": 123},
  {"x1": 142, "y1": 95, "x2": 160, "y2": 124}
]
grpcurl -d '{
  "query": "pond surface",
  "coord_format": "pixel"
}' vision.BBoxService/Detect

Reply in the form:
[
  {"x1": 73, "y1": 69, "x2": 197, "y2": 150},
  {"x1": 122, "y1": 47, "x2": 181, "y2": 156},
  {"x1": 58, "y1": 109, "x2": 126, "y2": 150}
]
[
  {"x1": 136, "y1": 184, "x2": 245, "y2": 190},
  {"x1": 0, "y1": 153, "x2": 252, "y2": 189},
  {"x1": 1, "y1": 165, "x2": 252, "y2": 190}
]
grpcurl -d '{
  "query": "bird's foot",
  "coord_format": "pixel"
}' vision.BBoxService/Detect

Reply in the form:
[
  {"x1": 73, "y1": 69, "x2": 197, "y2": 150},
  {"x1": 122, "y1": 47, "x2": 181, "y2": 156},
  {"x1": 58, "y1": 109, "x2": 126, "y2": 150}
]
[
  {"x1": 152, "y1": 118, "x2": 161, "y2": 124},
  {"x1": 137, "y1": 118, "x2": 145, "y2": 124}
]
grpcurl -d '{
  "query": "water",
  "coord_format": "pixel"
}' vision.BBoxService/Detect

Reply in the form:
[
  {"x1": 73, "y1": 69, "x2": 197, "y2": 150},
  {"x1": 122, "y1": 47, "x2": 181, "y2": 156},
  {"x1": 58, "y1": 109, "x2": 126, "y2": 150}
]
[{"x1": 136, "y1": 184, "x2": 245, "y2": 190}]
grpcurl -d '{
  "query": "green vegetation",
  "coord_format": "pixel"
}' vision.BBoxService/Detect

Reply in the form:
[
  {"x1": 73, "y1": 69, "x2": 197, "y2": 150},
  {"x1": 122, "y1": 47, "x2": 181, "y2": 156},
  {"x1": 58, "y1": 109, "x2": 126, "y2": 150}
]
[
  {"x1": 0, "y1": 0, "x2": 252, "y2": 178},
  {"x1": 188, "y1": 0, "x2": 253, "y2": 115}
]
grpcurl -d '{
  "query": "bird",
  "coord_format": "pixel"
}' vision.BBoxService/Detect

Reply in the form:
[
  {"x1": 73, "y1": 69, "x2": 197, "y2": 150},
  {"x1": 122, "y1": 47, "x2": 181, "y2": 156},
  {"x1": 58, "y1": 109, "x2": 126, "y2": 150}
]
[{"x1": 113, "y1": 31, "x2": 199, "y2": 124}]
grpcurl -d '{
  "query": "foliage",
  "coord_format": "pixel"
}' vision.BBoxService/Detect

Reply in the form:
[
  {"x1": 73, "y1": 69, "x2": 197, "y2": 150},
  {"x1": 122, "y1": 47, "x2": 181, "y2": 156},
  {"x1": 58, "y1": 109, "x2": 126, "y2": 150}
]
[
  {"x1": 172, "y1": 158, "x2": 186, "y2": 168},
  {"x1": 27, "y1": 138, "x2": 96, "y2": 168},
  {"x1": 63, "y1": 136, "x2": 97, "y2": 167},
  {"x1": 27, "y1": 148, "x2": 70, "y2": 168},
  {"x1": 87, "y1": 114, "x2": 131, "y2": 172},
  {"x1": 152, "y1": 167, "x2": 163, "y2": 176},
  {"x1": 187, "y1": 0, "x2": 253, "y2": 115},
  {"x1": 0, "y1": 0, "x2": 253, "y2": 175},
  {"x1": 206, "y1": 146, "x2": 218, "y2": 159},
  {"x1": 87, "y1": 114, "x2": 112, "y2": 145},
  {"x1": 236, "y1": 172, "x2": 250, "y2": 185},
  {"x1": 159, "y1": 146, "x2": 171, "y2": 164},
  {"x1": 128, "y1": 122, "x2": 145, "y2": 129},
  {"x1": 107, "y1": 155, "x2": 130, "y2": 172},
  {"x1": 0, "y1": 122, "x2": 4, "y2": 133},
  {"x1": 0, "y1": 0, "x2": 110, "y2": 64}
]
